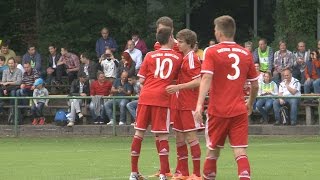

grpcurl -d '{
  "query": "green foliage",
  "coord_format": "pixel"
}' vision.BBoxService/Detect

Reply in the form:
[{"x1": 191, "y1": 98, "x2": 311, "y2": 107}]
[{"x1": 272, "y1": 0, "x2": 318, "y2": 51}]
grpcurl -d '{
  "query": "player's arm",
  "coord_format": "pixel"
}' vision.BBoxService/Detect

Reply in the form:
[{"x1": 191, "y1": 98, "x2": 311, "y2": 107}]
[
  {"x1": 165, "y1": 77, "x2": 201, "y2": 94},
  {"x1": 194, "y1": 74, "x2": 212, "y2": 122},
  {"x1": 247, "y1": 80, "x2": 259, "y2": 115}
]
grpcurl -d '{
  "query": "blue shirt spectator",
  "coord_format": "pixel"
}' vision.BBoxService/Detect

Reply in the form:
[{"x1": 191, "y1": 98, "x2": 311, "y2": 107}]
[{"x1": 95, "y1": 27, "x2": 118, "y2": 58}]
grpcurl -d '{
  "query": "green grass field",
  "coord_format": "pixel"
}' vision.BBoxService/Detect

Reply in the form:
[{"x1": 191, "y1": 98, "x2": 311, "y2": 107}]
[{"x1": 0, "y1": 136, "x2": 319, "y2": 180}]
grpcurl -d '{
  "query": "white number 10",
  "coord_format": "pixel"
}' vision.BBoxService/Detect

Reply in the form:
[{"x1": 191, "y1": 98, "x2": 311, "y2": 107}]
[
  {"x1": 155, "y1": 58, "x2": 173, "y2": 79},
  {"x1": 227, "y1": 53, "x2": 240, "y2": 80}
]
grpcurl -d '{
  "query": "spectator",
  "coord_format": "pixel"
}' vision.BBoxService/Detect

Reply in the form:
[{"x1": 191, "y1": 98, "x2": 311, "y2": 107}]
[
  {"x1": 56, "y1": 46, "x2": 80, "y2": 84},
  {"x1": 273, "y1": 68, "x2": 301, "y2": 126},
  {"x1": 89, "y1": 71, "x2": 112, "y2": 124},
  {"x1": 117, "y1": 52, "x2": 136, "y2": 78},
  {"x1": 304, "y1": 50, "x2": 320, "y2": 96},
  {"x1": 131, "y1": 31, "x2": 148, "y2": 55},
  {"x1": 244, "y1": 41, "x2": 253, "y2": 53},
  {"x1": 254, "y1": 62, "x2": 264, "y2": 83},
  {"x1": 126, "y1": 75, "x2": 141, "y2": 125},
  {"x1": 31, "y1": 78, "x2": 49, "y2": 125},
  {"x1": 100, "y1": 48, "x2": 118, "y2": 82},
  {"x1": 66, "y1": 72, "x2": 90, "y2": 127},
  {"x1": 253, "y1": 38, "x2": 274, "y2": 72},
  {"x1": 293, "y1": 41, "x2": 310, "y2": 84},
  {"x1": 105, "y1": 71, "x2": 132, "y2": 125},
  {"x1": 125, "y1": 40, "x2": 143, "y2": 72},
  {"x1": 273, "y1": 40, "x2": 294, "y2": 84},
  {"x1": 46, "y1": 44, "x2": 61, "y2": 85},
  {"x1": 79, "y1": 52, "x2": 98, "y2": 84},
  {"x1": 194, "y1": 41, "x2": 204, "y2": 61},
  {"x1": 0, "y1": 56, "x2": 8, "y2": 81},
  {"x1": 256, "y1": 72, "x2": 278, "y2": 124},
  {"x1": 0, "y1": 42, "x2": 16, "y2": 64},
  {"x1": 22, "y1": 45, "x2": 42, "y2": 72},
  {"x1": 16, "y1": 62, "x2": 40, "y2": 106},
  {"x1": 208, "y1": 39, "x2": 216, "y2": 46},
  {"x1": 95, "y1": 27, "x2": 118, "y2": 58},
  {"x1": 15, "y1": 56, "x2": 24, "y2": 74}
]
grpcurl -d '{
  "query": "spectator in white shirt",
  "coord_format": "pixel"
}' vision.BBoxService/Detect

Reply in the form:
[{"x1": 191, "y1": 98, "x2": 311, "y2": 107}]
[
  {"x1": 100, "y1": 48, "x2": 118, "y2": 83},
  {"x1": 125, "y1": 40, "x2": 142, "y2": 72}
]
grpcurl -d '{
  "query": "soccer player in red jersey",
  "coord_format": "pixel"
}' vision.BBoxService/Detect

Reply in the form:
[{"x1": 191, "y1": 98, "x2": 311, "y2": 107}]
[
  {"x1": 194, "y1": 15, "x2": 259, "y2": 180},
  {"x1": 129, "y1": 27, "x2": 182, "y2": 180},
  {"x1": 165, "y1": 29, "x2": 204, "y2": 180}
]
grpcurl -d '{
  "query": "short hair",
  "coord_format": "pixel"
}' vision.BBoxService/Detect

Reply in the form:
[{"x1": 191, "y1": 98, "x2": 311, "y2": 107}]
[
  {"x1": 23, "y1": 61, "x2": 31, "y2": 66},
  {"x1": 176, "y1": 29, "x2": 197, "y2": 49},
  {"x1": 48, "y1": 43, "x2": 57, "y2": 48},
  {"x1": 101, "y1": 27, "x2": 109, "y2": 32},
  {"x1": 96, "y1": 71, "x2": 104, "y2": 78},
  {"x1": 213, "y1": 15, "x2": 236, "y2": 38},
  {"x1": 131, "y1": 30, "x2": 140, "y2": 36},
  {"x1": 156, "y1": 16, "x2": 173, "y2": 29},
  {"x1": 78, "y1": 72, "x2": 87, "y2": 78},
  {"x1": 244, "y1": 41, "x2": 253, "y2": 47},
  {"x1": 264, "y1": 71, "x2": 272, "y2": 78},
  {"x1": 279, "y1": 40, "x2": 286, "y2": 46},
  {"x1": 27, "y1": 44, "x2": 36, "y2": 50},
  {"x1": 0, "y1": 42, "x2": 9, "y2": 47},
  {"x1": 0, "y1": 56, "x2": 5, "y2": 61},
  {"x1": 61, "y1": 46, "x2": 69, "y2": 51},
  {"x1": 156, "y1": 27, "x2": 172, "y2": 45},
  {"x1": 80, "y1": 52, "x2": 90, "y2": 60},
  {"x1": 259, "y1": 38, "x2": 267, "y2": 44},
  {"x1": 7, "y1": 57, "x2": 15, "y2": 63}
]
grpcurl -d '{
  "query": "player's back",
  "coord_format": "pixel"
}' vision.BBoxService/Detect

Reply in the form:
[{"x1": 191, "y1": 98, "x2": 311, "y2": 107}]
[
  {"x1": 138, "y1": 48, "x2": 182, "y2": 107},
  {"x1": 202, "y1": 42, "x2": 258, "y2": 117}
]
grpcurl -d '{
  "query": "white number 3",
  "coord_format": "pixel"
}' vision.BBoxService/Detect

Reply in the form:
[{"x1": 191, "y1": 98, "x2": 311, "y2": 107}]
[{"x1": 227, "y1": 53, "x2": 240, "y2": 80}]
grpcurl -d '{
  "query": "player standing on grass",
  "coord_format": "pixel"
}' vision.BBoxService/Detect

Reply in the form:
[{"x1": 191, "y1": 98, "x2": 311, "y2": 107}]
[
  {"x1": 194, "y1": 15, "x2": 259, "y2": 180},
  {"x1": 129, "y1": 27, "x2": 182, "y2": 180},
  {"x1": 165, "y1": 29, "x2": 204, "y2": 180}
]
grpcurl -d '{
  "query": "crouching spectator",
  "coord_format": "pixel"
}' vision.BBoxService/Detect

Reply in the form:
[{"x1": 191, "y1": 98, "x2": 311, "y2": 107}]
[
  {"x1": 256, "y1": 72, "x2": 278, "y2": 124},
  {"x1": 126, "y1": 76, "x2": 141, "y2": 125},
  {"x1": 31, "y1": 78, "x2": 49, "y2": 125},
  {"x1": 273, "y1": 69, "x2": 301, "y2": 126},
  {"x1": 67, "y1": 72, "x2": 90, "y2": 127},
  {"x1": 89, "y1": 71, "x2": 112, "y2": 124}
]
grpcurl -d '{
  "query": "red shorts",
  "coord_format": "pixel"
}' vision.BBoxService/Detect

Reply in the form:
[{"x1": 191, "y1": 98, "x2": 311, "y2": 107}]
[
  {"x1": 205, "y1": 113, "x2": 248, "y2": 150},
  {"x1": 172, "y1": 109, "x2": 205, "y2": 132},
  {"x1": 135, "y1": 104, "x2": 170, "y2": 133}
]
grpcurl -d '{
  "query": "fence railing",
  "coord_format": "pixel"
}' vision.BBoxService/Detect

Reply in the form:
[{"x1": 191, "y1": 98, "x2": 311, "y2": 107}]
[{"x1": 0, "y1": 95, "x2": 319, "y2": 137}]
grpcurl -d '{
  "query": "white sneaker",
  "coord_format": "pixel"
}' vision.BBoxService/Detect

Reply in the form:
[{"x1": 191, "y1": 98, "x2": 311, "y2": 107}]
[
  {"x1": 119, "y1": 121, "x2": 125, "y2": 125},
  {"x1": 67, "y1": 121, "x2": 74, "y2": 127},
  {"x1": 78, "y1": 113, "x2": 83, "y2": 119},
  {"x1": 129, "y1": 172, "x2": 146, "y2": 180},
  {"x1": 159, "y1": 174, "x2": 167, "y2": 180},
  {"x1": 107, "y1": 120, "x2": 114, "y2": 125}
]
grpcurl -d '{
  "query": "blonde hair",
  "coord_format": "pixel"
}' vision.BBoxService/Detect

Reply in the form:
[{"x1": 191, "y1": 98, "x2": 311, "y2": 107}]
[{"x1": 214, "y1": 15, "x2": 236, "y2": 38}]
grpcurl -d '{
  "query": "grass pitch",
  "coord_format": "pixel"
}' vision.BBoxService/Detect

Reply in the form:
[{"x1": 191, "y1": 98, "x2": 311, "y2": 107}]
[{"x1": 0, "y1": 136, "x2": 319, "y2": 180}]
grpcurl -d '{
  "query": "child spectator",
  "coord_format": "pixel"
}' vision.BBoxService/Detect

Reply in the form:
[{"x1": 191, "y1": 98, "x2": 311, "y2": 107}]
[{"x1": 31, "y1": 78, "x2": 49, "y2": 125}]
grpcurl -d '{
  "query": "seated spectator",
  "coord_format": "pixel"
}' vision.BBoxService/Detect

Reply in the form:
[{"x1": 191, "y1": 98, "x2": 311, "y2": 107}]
[
  {"x1": 31, "y1": 78, "x2": 49, "y2": 125},
  {"x1": 131, "y1": 31, "x2": 148, "y2": 55},
  {"x1": 95, "y1": 27, "x2": 118, "y2": 58},
  {"x1": 22, "y1": 45, "x2": 42, "y2": 72},
  {"x1": 0, "y1": 42, "x2": 16, "y2": 64},
  {"x1": 125, "y1": 40, "x2": 142, "y2": 72},
  {"x1": 273, "y1": 40, "x2": 294, "y2": 84},
  {"x1": 293, "y1": 41, "x2": 309, "y2": 84},
  {"x1": 194, "y1": 41, "x2": 204, "y2": 61},
  {"x1": 66, "y1": 72, "x2": 90, "y2": 127},
  {"x1": 126, "y1": 75, "x2": 141, "y2": 125},
  {"x1": 100, "y1": 48, "x2": 119, "y2": 82},
  {"x1": 105, "y1": 71, "x2": 132, "y2": 125},
  {"x1": 0, "y1": 57, "x2": 22, "y2": 114},
  {"x1": 15, "y1": 56, "x2": 24, "y2": 74},
  {"x1": 304, "y1": 50, "x2": 320, "y2": 96},
  {"x1": 56, "y1": 46, "x2": 80, "y2": 84},
  {"x1": 273, "y1": 68, "x2": 301, "y2": 126},
  {"x1": 256, "y1": 72, "x2": 278, "y2": 124},
  {"x1": 89, "y1": 71, "x2": 112, "y2": 124},
  {"x1": 79, "y1": 52, "x2": 98, "y2": 84},
  {"x1": 208, "y1": 39, "x2": 216, "y2": 47},
  {"x1": 0, "y1": 56, "x2": 8, "y2": 81},
  {"x1": 46, "y1": 44, "x2": 61, "y2": 85},
  {"x1": 117, "y1": 52, "x2": 136, "y2": 78},
  {"x1": 253, "y1": 38, "x2": 274, "y2": 73},
  {"x1": 254, "y1": 63, "x2": 264, "y2": 83},
  {"x1": 244, "y1": 41, "x2": 253, "y2": 53},
  {"x1": 16, "y1": 62, "x2": 40, "y2": 106}
]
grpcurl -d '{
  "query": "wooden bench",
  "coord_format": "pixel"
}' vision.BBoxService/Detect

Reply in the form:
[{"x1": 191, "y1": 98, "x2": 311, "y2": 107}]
[{"x1": 300, "y1": 101, "x2": 318, "y2": 125}]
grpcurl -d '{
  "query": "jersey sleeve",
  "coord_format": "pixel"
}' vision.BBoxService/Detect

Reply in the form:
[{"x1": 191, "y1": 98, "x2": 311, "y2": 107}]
[
  {"x1": 246, "y1": 58, "x2": 259, "y2": 81},
  {"x1": 201, "y1": 48, "x2": 214, "y2": 74}
]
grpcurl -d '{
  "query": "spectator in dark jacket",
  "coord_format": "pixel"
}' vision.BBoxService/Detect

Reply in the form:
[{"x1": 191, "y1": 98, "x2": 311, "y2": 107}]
[
  {"x1": 95, "y1": 27, "x2": 118, "y2": 58},
  {"x1": 46, "y1": 44, "x2": 61, "y2": 84},
  {"x1": 79, "y1": 52, "x2": 98, "y2": 84}
]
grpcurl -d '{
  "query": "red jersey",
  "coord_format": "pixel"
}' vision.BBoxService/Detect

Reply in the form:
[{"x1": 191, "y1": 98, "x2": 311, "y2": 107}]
[
  {"x1": 175, "y1": 51, "x2": 201, "y2": 110},
  {"x1": 138, "y1": 48, "x2": 182, "y2": 107},
  {"x1": 201, "y1": 41, "x2": 259, "y2": 117},
  {"x1": 154, "y1": 39, "x2": 183, "y2": 56}
]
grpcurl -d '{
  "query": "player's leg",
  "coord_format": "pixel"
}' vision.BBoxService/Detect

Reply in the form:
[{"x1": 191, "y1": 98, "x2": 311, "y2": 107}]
[
  {"x1": 229, "y1": 113, "x2": 250, "y2": 180},
  {"x1": 185, "y1": 131, "x2": 201, "y2": 178},
  {"x1": 157, "y1": 133, "x2": 170, "y2": 179},
  {"x1": 171, "y1": 131, "x2": 188, "y2": 179},
  {"x1": 203, "y1": 148, "x2": 220, "y2": 180}
]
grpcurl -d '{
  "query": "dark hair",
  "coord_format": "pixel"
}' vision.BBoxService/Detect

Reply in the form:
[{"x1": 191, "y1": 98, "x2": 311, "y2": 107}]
[
  {"x1": 156, "y1": 27, "x2": 172, "y2": 45},
  {"x1": 0, "y1": 56, "x2": 5, "y2": 61},
  {"x1": 27, "y1": 44, "x2": 36, "y2": 50},
  {"x1": 78, "y1": 72, "x2": 87, "y2": 78},
  {"x1": 48, "y1": 43, "x2": 57, "y2": 48},
  {"x1": 80, "y1": 52, "x2": 91, "y2": 60},
  {"x1": 61, "y1": 46, "x2": 69, "y2": 51},
  {"x1": 0, "y1": 42, "x2": 9, "y2": 47},
  {"x1": 259, "y1": 38, "x2": 268, "y2": 44}
]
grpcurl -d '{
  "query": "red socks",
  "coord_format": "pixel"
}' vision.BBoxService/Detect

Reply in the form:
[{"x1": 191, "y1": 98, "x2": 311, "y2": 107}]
[
  {"x1": 176, "y1": 141, "x2": 188, "y2": 175},
  {"x1": 236, "y1": 155, "x2": 251, "y2": 180},
  {"x1": 131, "y1": 135, "x2": 143, "y2": 173},
  {"x1": 203, "y1": 156, "x2": 217, "y2": 180},
  {"x1": 189, "y1": 140, "x2": 201, "y2": 177},
  {"x1": 158, "y1": 139, "x2": 170, "y2": 175}
]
